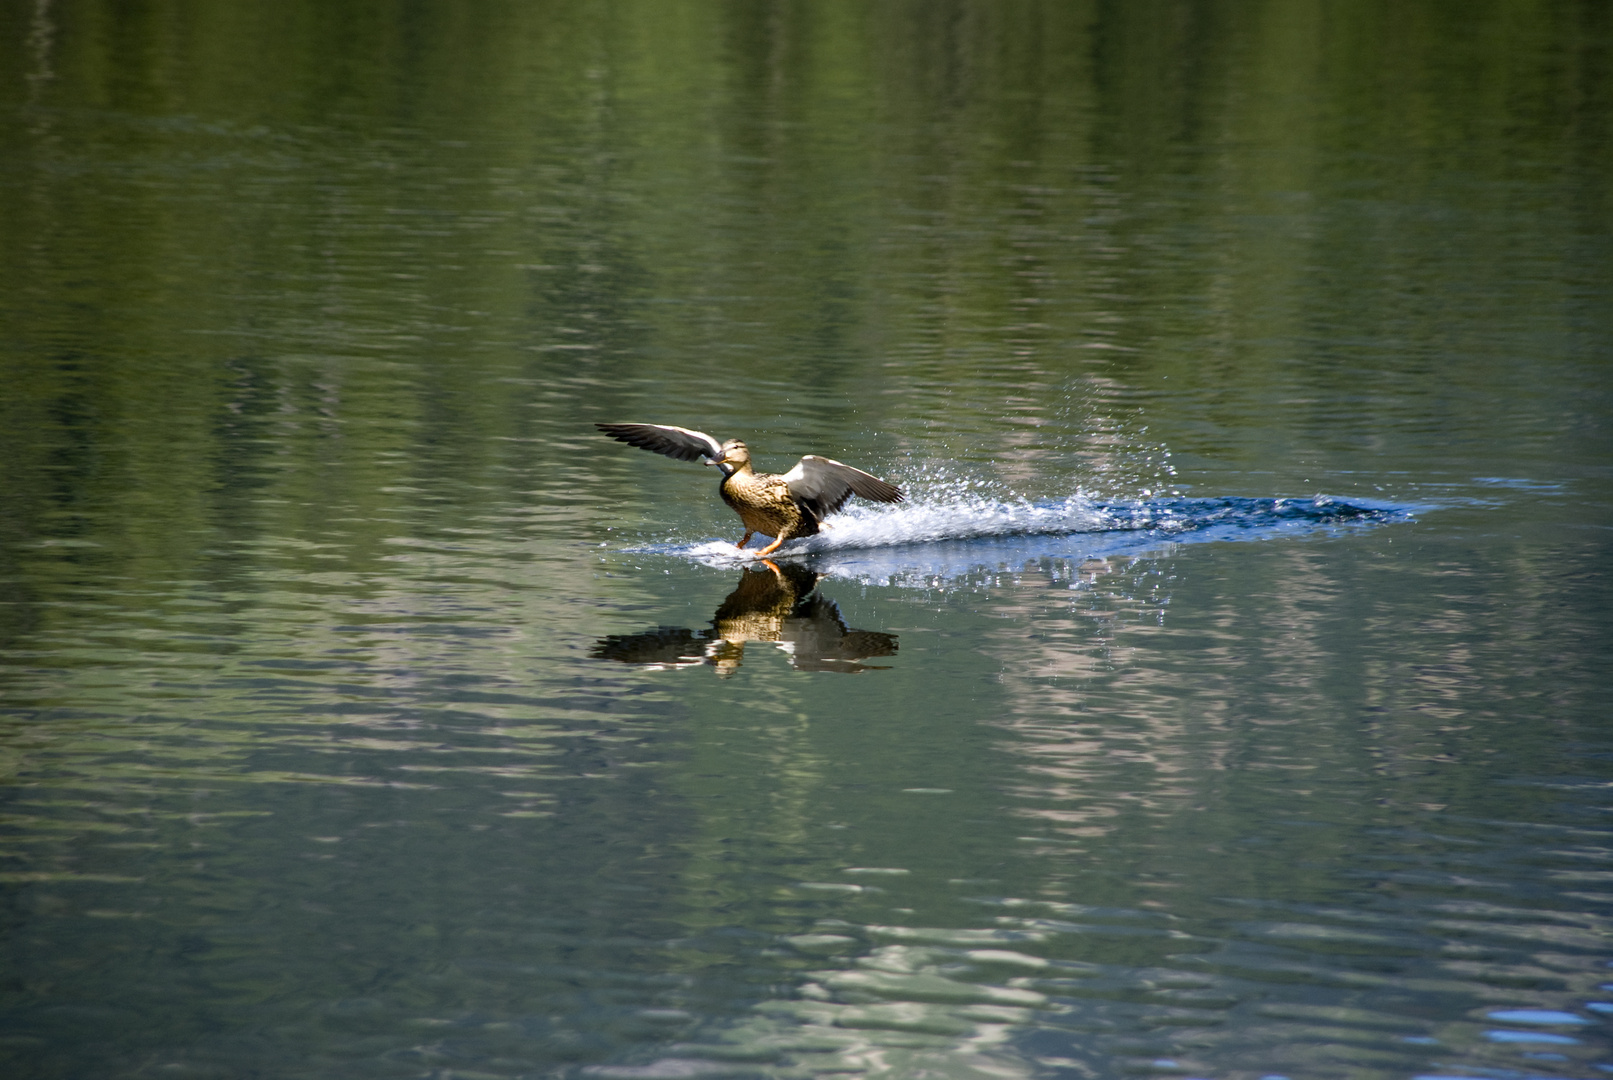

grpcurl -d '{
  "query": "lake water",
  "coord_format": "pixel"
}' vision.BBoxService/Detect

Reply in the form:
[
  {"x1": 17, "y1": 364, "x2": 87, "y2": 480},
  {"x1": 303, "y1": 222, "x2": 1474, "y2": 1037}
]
[{"x1": 2, "y1": 3, "x2": 1611, "y2": 1079}]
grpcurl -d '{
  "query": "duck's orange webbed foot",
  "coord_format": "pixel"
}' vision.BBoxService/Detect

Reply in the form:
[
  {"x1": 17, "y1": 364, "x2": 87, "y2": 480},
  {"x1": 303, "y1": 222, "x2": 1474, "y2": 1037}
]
[
  {"x1": 754, "y1": 536, "x2": 787, "y2": 557},
  {"x1": 735, "y1": 531, "x2": 754, "y2": 549}
]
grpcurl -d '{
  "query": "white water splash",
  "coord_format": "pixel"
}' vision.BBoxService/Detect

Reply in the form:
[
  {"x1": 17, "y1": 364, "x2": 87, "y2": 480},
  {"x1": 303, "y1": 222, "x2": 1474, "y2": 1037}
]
[
  {"x1": 640, "y1": 491, "x2": 1410, "y2": 582},
  {"x1": 668, "y1": 493, "x2": 1124, "y2": 568},
  {"x1": 802, "y1": 495, "x2": 1120, "y2": 551}
]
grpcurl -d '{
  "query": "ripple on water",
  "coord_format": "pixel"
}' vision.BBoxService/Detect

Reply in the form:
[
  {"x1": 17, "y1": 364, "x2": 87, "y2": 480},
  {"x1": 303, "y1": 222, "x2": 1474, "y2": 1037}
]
[{"x1": 1486, "y1": 1010, "x2": 1592, "y2": 1025}]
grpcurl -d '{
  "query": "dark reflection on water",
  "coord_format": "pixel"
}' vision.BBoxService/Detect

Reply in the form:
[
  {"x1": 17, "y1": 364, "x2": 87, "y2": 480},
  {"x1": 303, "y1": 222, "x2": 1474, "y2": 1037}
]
[
  {"x1": 3, "y1": 1, "x2": 1612, "y2": 1079},
  {"x1": 593, "y1": 564, "x2": 898, "y2": 677}
]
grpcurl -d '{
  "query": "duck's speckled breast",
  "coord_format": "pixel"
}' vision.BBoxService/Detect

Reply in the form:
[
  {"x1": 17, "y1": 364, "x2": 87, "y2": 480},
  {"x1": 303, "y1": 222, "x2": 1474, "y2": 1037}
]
[{"x1": 719, "y1": 471, "x2": 816, "y2": 539}]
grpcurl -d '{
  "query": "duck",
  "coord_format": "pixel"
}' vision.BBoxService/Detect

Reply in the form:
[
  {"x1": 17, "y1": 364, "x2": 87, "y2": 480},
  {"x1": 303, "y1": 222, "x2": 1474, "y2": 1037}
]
[{"x1": 596, "y1": 422, "x2": 904, "y2": 556}]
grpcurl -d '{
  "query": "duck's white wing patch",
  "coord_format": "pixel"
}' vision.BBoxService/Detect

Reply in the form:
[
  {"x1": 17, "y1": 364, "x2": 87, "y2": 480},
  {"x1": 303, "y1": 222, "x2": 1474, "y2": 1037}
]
[{"x1": 785, "y1": 455, "x2": 904, "y2": 521}]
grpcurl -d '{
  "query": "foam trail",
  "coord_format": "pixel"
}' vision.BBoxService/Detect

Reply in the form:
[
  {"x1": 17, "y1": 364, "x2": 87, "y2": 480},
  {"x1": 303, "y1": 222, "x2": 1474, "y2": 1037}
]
[
  {"x1": 640, "y1": 494, "x2": 1414, "y2": 583},
  {"x1": 801, "y1": 495, "x2": 1121, "y2": 551}
]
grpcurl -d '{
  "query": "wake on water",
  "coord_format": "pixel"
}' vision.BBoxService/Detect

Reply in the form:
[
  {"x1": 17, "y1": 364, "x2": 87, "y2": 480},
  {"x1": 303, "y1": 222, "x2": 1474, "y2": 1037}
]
[{"x1": 632, "y1": 493, "x2": 1414, "y2": 584}]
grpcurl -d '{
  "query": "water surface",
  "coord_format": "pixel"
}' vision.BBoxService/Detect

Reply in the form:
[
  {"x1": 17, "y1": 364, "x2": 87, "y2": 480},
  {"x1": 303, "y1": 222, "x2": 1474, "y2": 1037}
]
[{"x1": 2, "y1": 3, "x2": 1611, "y2": 1079}]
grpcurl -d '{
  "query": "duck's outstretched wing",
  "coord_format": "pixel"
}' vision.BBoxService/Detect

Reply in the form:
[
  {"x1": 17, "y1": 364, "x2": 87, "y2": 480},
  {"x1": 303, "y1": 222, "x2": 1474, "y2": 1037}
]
[
  {"x1": 596, "y1": 423, "x2": 724, "y2": 463},
  {"x1": 783, "y1": 455, "x2": 904, "y2": 521}
]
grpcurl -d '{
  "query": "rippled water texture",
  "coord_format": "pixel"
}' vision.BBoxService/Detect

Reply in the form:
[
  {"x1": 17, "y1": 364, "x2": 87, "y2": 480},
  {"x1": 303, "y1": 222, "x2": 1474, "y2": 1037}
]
[{"x1": 2, "y1": 3, "x2": 1611, "y2": 1079}]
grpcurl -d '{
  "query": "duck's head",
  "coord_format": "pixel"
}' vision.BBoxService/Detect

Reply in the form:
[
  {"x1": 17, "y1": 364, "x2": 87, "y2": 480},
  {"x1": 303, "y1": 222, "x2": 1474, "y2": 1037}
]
[{"x1": 705, "y1": 439, "x2": 751, "y2": 471}]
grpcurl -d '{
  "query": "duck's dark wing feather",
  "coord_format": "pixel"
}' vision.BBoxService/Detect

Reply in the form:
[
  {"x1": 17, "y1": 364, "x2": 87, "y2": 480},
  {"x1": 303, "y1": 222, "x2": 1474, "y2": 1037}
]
[
  {"x1": 783, "y1": 455, "x2": 904, "y2": 520},
  {"x1": 596, "y1": 423, "x2": 724, "y2": 463}
]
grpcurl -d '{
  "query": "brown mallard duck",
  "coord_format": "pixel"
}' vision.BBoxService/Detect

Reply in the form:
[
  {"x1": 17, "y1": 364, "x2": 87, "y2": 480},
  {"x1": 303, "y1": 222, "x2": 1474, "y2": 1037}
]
[{"x1": 596, "y1": 422, "x2": 904, "y2": 556}]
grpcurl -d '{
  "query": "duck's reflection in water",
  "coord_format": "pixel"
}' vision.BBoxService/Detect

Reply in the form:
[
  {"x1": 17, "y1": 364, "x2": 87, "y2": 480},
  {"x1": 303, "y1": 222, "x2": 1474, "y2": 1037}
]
[{"x1": 592, "y1": 562, "x2": 897, "y2": 677}]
